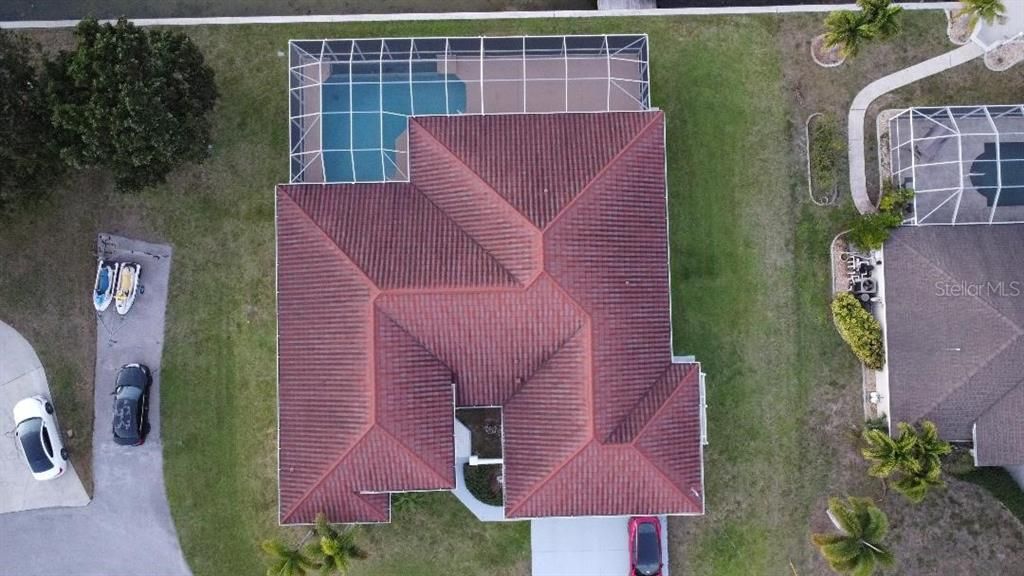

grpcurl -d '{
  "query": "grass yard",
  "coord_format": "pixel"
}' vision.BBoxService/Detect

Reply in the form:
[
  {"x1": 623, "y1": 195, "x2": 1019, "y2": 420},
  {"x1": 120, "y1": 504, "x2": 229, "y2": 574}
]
[{"x1": 2, "y1": 11, "x2": 1021, "y2": 576}]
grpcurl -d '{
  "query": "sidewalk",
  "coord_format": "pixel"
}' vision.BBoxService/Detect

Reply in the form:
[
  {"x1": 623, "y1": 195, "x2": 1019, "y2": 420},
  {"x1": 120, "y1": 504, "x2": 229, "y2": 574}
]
[{"x1": 846, "y1": 43, "x2": 985, "y2": 213}]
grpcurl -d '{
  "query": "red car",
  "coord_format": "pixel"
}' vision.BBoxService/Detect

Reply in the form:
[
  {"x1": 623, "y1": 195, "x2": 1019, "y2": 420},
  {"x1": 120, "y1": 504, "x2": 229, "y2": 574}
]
[{"x1": 628, "y1": 516, "x2": 662, "y2": 576}]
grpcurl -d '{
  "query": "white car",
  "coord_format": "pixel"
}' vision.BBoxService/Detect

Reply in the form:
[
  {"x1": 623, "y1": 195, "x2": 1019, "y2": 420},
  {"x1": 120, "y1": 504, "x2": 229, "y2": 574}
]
[{"x1": 13, "y1": 395, "x2": 68, "y2": 481}]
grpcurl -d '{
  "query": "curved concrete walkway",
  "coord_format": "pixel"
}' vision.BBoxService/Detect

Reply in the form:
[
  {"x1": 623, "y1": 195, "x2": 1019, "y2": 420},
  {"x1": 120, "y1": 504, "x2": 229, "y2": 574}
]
[
  {"x1": 0, "y1": 321, "x2": 90, "y2": 513},
  {"x1": 847, "y1": 43, "x2": 985, "y2": 214}
]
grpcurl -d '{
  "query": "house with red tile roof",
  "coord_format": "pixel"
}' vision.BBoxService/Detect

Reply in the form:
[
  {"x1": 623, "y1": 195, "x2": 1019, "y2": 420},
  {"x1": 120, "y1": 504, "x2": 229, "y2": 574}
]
[{"x1": 275, "y1": 110, "x2": 706, "y2": 524}]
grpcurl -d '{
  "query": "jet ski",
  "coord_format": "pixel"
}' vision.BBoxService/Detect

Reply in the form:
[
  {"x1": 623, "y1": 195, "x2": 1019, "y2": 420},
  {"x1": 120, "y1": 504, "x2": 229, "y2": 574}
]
[
  {"x1": 115, "y1": 262, "x2": 141, "y2": 316},
  {"x1": 94, "y1": 260, "x2": 119, "y2": 312}
]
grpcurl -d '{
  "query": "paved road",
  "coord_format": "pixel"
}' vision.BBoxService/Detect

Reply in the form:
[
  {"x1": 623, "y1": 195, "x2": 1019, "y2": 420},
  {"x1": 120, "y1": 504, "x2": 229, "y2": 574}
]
[
  {"x1": 0, "y1": 235, "x2": 190, "y2": 576},
  {"x1": 0, "y1": 321, "x2": 89, "y2": 513},
  {"x1": 0, "y1": 0, "x2": 591, "y2": 21}
]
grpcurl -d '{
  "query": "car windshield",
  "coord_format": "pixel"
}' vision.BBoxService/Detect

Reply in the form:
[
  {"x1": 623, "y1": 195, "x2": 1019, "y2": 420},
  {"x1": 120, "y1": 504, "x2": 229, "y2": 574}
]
[
  {"x1": 115, "y1": 367, "x2": 145, "y2": 390},
  {"x1": 16, "y1": 418, "x2": 54, "y2": 473},
  {"x1": 635, "y1": 523, "x2": 660, "y2": 575}
]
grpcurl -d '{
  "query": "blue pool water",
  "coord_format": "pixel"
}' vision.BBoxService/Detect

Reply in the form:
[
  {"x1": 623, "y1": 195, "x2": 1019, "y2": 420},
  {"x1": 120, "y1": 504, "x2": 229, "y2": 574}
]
[{"x1": 321, "y1": 70, "x2": 467, "y2": 182}]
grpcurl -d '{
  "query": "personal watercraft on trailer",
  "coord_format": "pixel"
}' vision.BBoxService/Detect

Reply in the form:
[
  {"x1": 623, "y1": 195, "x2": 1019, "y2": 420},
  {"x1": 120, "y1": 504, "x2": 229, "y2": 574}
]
[
  {"x1": 94, "y1": 260, "x2": 119, "y2": 312},
  {"x1": 115, "y1": 262, "x2": 141, "y2": 315}
]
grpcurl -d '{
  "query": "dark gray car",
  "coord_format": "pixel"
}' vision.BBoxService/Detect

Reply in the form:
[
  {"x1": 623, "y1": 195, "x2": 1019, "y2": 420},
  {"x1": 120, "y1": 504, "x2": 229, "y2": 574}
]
[{"x1": 112, "y1": 364, "x2": 151, "y2": 446}]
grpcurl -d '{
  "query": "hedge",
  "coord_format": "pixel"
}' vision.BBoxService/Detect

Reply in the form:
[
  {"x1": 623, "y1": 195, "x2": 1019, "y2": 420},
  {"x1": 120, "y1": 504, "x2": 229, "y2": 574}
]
[{"x1": 832, "y1": 292, "x2": 885, "y2": 369}]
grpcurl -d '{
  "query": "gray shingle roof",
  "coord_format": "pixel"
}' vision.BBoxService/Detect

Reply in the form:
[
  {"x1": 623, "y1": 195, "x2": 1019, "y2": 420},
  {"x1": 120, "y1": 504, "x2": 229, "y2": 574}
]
[{"x1": 884, "y1": 225, "x2": 1024, "y2": 466}]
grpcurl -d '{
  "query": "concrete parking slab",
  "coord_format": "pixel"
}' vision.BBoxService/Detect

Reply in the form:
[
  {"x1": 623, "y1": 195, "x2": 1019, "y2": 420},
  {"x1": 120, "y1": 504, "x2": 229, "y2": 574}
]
[
  {"x1": 0, "y1": 234, "x2": 190, "y2": 576},
  {"x1": 531, "y1": 515, "x2": 669, "y2": 576},
  {"x1": 0, "y1": 320, "x2": 90, "y2": 514}
]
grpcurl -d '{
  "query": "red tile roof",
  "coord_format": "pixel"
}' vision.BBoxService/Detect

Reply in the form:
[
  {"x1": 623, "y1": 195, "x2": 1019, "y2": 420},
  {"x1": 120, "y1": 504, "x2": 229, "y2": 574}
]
[{"x1": 276, "y1": 111, "x2": 704, "y2": 523}]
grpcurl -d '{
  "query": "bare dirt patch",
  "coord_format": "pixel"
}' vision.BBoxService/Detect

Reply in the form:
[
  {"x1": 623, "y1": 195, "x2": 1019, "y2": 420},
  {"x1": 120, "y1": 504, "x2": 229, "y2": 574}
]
[
  {"x1": 811, "y1": 34, "x2": 846, "y2": 67},
  {"x1": 985, "y1": 39, "x2": 1024, "y2": 71},
  {"x1": 946, "y1": 9, "x2": 973, "y2": 45}
]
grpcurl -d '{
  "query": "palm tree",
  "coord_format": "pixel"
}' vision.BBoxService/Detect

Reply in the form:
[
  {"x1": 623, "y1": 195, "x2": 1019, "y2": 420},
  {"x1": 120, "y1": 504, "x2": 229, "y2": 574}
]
[
  {"x1": 959, "y1": 0, "x2": 1007, "y2": 29},
  {"x1": 261, "y1": 539, "x2": 318, "y2": 576},
  {"x1": 893, "y1": 459, "x2": 944, "y2": 503},
  {"x1": 861, "y1": 423, "x2": 920, "y2": 478},
  {"x1": 306, "y1": 512, "x2": 368, "y2": 576},
  {"x1": 824, "y1": 10, "x2": 878, "y2": 59},
  {"x1": 861, "y1": 420, "x2": 951, "y2": 503},
  {"x1": 914, "y1": 420, "x2": 952, "y2": 471},
  {"x1": 858, "y1": 0, "x2": 904, "y2": 39},
  {"x1": 812, "y1": 497, "x2": 895, "y2": 576}
]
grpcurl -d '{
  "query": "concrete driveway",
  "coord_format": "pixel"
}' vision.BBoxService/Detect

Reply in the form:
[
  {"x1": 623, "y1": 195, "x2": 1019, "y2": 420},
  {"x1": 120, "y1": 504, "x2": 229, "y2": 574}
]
[
  {"x1": 0, "y1": 321, "x2": 90, "y2": 513},
  {"x1": 0, "y1": 234, "x2": 190, "y2": 576},
  {"x1": 532, "y1": 515, "x2": 669, "y2": 576}
]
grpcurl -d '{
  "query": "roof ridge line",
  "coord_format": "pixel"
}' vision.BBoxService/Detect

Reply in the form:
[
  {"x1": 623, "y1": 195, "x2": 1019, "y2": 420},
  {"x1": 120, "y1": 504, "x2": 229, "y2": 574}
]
[
  {"x1": 606, "y1": 363, "x2": 693, "y2": 444},
  {"x1": 633, "y1": 440, "x2": 703, "y2": 512},
  {"x1": 407, "y1": 180, "x2": 521, "y2": 287},
  {"x1": 920, "y1": 331, "x2": 1024, "y2": 426},
  {"x1": 507, "y1": 272, "x2": 594, "y2": 406},
  {"x1": 380, "y1": 284, "x2": 523, "y2": 297},
  {"x1": 281, "y1": 424, "x2": 376, "y2": 523},
  {"x1": 373, "y1": 306, "x2": 456, "y2": 375},
  {"x1": 504, "y1": 319, "x2": 594, "y2": 518},
  {"x1": 410, "y1": 118, "x2": 541, "y2": 233},
  {"x1": 505, "y1": 439, "x2": 594, "y2": 518},
  {"x1": 277, "y1": 187, "x2": 382, "y2": 295},
  {"x1": 375, "y1": 422, "x2": 455, "y2": 489},
  {"x1": 541, "y1": 111, "x2": 663, "y2": 234},
  {"x1": 975, "y1": 377, "x2": 1024, "y2": 425},
  {"x1": 896, "y1": 234, "x2": 1023, "y2": 334}
]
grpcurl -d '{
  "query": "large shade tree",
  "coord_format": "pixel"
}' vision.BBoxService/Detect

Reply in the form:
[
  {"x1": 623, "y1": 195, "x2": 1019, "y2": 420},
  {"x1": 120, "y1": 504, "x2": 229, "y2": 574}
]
[
  {"x1": 45, "y1": 17, "x2": 217, "y2": 191},
  {"x1": 812, "y1": 497, "x2": 895, "y2": 576},
  {"x1": 0, "y1": 30, "x2": 62, "y2": 213}
]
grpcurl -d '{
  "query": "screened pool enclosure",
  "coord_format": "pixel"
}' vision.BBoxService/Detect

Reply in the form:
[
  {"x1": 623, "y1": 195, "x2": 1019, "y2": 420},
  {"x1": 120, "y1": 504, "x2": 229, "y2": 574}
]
[
  {"x1": 889, "y1": 105, "x2": 1024, "y2": 225},
  {"x1": 288, "y1": 35, "x2": 651, "y2": 183}
]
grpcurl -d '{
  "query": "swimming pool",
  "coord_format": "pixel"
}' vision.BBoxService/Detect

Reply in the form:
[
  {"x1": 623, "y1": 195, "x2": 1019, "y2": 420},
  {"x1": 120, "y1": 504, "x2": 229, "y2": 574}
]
[{"x1": 320, "y1": 69, "x2": 467, "y2": 182}]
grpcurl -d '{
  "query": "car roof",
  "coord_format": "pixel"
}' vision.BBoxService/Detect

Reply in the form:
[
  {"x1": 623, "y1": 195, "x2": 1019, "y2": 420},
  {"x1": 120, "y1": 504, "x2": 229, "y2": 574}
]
[{"x1": 17, "y1": 418, "x2": 54, "y2": 472}]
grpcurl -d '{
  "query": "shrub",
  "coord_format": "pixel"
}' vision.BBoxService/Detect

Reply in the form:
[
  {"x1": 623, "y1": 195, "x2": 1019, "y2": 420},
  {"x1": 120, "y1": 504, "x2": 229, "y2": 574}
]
[
  {"x1": 943, "y1": 446, "x2": 976, "y2": 476},
  {"x1": 864, "y1": 414, "x2": 888, "y2": 433},
  {"x1": 45, "y1": 18, "x2": 218, "y2": 191},
  {"x1": 463, "y1": 464, "x2": 503, "y2": 506},
  {"x1": 810, "y1": 114, "x2": 846, "y2": 195},
  {"x1": 846, "y1": 184, "x2": 913, "y2": 250},
  {"x1": 0, "y1": 30, "x2": 63, "y2": 214},
  {"x1": 832, "y1": 292, "x2": 885, "y2": 369},
  {"x1": 878, "y1": 182, "x2": 914, "y2": 214}
]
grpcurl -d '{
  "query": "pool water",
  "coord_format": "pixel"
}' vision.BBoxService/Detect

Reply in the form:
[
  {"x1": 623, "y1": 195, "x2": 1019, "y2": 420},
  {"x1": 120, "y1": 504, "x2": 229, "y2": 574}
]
[
  {"x1": 971, "y1": 142, "x2": 1024, "y2": 207},
  {"x1": 321, "y1": 70, "x2": 467, "y2": 182}
]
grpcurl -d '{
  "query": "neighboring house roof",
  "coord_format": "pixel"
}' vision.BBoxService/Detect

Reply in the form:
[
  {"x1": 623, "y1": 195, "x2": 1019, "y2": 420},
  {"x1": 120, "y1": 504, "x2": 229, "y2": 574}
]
[
  {"x1": 884, "y1": 225, "x2": 1024, "y2": 466},
  {"x1": 276, "y1": 111, "x2": 704, "y2": 523}
]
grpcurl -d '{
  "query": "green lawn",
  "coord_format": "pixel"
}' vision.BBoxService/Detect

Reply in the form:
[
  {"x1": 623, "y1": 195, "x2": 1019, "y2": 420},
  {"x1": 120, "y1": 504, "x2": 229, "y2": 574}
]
[
  {"x1": 955, "y1": 468, "x2": 1024, "y2": 525},
  {"x1": 153, "y1": 16, "x2": 846, "y2": 575},
  {"x1": 4, "y1": 12, "x2": 1021, "y2": 576}
]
